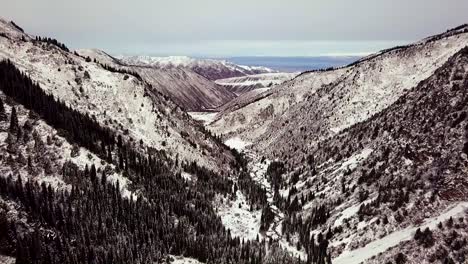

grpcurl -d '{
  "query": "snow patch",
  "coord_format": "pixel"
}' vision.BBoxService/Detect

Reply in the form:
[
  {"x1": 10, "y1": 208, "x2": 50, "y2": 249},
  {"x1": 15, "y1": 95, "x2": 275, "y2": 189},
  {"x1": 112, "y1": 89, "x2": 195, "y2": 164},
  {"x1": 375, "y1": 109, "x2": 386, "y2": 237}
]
[
  {"x1": 225, "y1": 137, "x2": 251, "y2": 151},
  {"x1": 181, "y1": 172, "x2": 194, "y2": 182},
  {"x1": 188, "y1": 112, "x2": 218, "y2": 125},
  {"x1": 169, "y1": 255, "x2": 204, "y2": 264},
  {"x1": 334, "y1": 197, "x2": 376, "y2": 227},
  {"x1": 216, "y1": 190, "x2": 261, "y2": 241},
  {"x1": 0, "y1": 254, "x2": 15, "y2": 264},
  {"x1": 279, "y1": 239, "x2": 307, "y2": 260},
  {"x1": 334, "y1": 148, "x2": 373, "y2": 173}
]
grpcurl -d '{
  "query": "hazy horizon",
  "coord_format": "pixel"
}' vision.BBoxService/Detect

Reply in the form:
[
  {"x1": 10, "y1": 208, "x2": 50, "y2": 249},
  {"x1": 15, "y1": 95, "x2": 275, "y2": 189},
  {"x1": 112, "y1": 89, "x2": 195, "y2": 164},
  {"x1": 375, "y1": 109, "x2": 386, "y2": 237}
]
[
  {"x1": 3, "y1": 0, "x2": 467, "y2": 57},
  {"x1": 110, "y1": 40, "x2": 408, "y2": 58}
]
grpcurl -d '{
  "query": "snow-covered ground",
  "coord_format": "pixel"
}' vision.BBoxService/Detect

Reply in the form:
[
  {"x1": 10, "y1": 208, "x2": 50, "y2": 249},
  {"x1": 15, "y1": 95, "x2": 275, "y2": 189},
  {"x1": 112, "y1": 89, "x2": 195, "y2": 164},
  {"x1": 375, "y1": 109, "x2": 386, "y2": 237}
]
[
  {"x1": 0, "y1": 19, "x2": 235, "y2": 174},
  {"x1": 0, "y1": 92, "x2": 137, "y2": 200},
  {"x1": 224, "y1": 137, "x2": 251, "y2": 151},
  {"x1": 181, "y1": 172, "x2": 195, "y2": 182},
  {"x1": 188, "y1": 112, "x2": 218, "y2": 125},
  {"x1": 169, "y1": 255, "x2": 204, "y2": 264},
  {"x1": 119, "y1": 55, "x2": 275, "y2": 80},
  {"x1": 215, "y1": 72, "x2": 299, "y2": 95},
  {"x1": 0, "y1": 255, "x2": 15, "y2": 264},
  {"x1": 333, "y1": 148, "x2": 373, "y2": 173},
  {"x1": 215, "y1": 72, "x2": 298, "y2": 87},
  {"x1": 333, "y1": 198, "x2": 375, "y2": 228},
  {"x1": 209, "y1": 27, "x2": 468, "y2": 159},
  {"x1": 215, "y1": 190, "x2": 261, "y2": 241},
  {"x1": 333, "y1": 202, "x2": 468, "y2": 264}
]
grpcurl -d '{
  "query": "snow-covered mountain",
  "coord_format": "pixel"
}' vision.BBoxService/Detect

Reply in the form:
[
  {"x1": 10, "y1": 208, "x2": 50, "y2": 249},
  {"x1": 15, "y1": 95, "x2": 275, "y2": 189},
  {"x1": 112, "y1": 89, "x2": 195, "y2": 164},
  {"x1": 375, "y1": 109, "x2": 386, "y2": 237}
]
[
  {"x1": 207, "y1": 24, "x2": 468, "y2": 263},
  {"x1": 215, "y1": 72, "x2": 299, "y2": 95},
  {"x1": 120, "y1": 55, "x2": 276, "y2": 80},
  {"x1": 77, "y1": 49, "x2": 236, "y2": 111},
  {"x1": 284, "y1": 46, "x2": 468, "y2": 264},
  {"x1": 0, "y1": 18, "x2": 235, "y2": 173},
  {"x1": 1, "y1": 17, "x2": 305, "y2": 264},
  {"x1": 210, "y1": 25, "x2": 468, "y2": 150}
]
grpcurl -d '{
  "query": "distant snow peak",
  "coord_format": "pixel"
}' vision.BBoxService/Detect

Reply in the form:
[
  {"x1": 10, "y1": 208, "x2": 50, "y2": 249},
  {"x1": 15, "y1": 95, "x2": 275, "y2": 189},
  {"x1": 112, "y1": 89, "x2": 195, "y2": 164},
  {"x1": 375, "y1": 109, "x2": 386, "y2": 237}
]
[
  {"x1": 124, "y1": 55, "x2": 195, "y2": 67},
  {"x1": 118, "y1": 55, "x2": 277, "y2": 80}
]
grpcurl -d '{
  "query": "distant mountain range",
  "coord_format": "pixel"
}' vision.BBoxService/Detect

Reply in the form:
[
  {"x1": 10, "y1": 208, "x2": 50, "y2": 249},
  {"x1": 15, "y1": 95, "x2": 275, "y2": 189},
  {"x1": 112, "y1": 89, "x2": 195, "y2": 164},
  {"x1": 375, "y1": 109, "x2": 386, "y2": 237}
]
[
  {"x1": 119, "y1": 55, "x2": 276, "y2": 80},
  {"x1": 226, "y1": 56, "x2": 363, "y2": 72}
]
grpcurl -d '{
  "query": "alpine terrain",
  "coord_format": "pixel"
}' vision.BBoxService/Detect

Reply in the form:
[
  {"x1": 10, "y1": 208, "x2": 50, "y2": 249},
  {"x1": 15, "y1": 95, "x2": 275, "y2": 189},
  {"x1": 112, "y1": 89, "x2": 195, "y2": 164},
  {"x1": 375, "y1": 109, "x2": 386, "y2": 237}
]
[
  {"x1": 0, "y1": 9, "x2": 467, "y2": 264},
  {"x1": 209, "y1": 24, "x2": 468, "y2": 264}
]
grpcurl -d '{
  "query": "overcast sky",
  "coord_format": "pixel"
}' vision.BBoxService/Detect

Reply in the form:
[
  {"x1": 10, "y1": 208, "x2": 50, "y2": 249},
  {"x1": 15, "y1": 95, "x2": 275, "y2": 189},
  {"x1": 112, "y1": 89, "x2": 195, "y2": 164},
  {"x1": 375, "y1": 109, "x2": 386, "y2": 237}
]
[{"x1": 3, "y1": 0, "x2": 468, "y2": 57}]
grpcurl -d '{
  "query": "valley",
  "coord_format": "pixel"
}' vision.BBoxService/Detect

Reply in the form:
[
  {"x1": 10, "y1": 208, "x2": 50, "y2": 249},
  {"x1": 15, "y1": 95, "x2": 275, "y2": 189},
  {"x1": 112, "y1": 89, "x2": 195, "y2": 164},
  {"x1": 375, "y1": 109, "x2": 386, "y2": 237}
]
[{"x1": 0, "y1": 14, "x2": 467, "y2": 264}]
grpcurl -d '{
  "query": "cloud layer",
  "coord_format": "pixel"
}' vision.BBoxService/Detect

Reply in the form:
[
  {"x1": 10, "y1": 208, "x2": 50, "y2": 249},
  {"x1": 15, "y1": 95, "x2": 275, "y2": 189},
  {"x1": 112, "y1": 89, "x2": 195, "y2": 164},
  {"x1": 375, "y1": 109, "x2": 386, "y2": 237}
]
[{"x1": 3, "y1": 0, "x2": 467, "y2": 56}]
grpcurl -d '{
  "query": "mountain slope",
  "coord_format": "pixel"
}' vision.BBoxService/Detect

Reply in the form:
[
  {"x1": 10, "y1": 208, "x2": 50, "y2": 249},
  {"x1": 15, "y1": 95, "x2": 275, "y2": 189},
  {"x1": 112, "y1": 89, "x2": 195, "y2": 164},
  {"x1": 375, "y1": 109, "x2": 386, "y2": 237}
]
[
  {"x1": 120, "y1": 55, "x2": 276, "y2": 80},
  {"x1": 209, "y1": 25, "x2": 468, "y2": 157},
  {"x1": 77, "y1": 49, "x2": 237, "y2": 111},
  {"x1": 0, "y1": 59, "x2": 297, "y2": 264},
  {"x1": 282, "y1": 46, "x2": 468, "y2": 264},
  {"x1": 215, "y1": 72, "x2": 298, "y2": 95},
  {"x1": 204, "y1": 24, "x2": 468, "y2": 263},
  {"x1": 0, "y1": 18, "x2": 235, "y2": 173},
  {"x1": 0, "y1": 18, "x2": 305, "y2": 264}
]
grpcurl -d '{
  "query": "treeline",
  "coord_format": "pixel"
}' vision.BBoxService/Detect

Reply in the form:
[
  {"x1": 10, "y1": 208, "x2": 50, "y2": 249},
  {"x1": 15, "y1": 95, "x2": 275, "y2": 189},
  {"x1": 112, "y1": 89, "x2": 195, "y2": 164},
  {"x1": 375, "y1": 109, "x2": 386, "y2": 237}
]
[
  {"x1": 10, "y1": 21, "x2": 24, "y2": 32},
  {"x1": 75, "y1": 52, "x2": 144, "y2": 82},
  {"x1": 98, "y1": 61, "x2": 143, "y2": 82},
  {"x1": 34, "y1": 36, "x2": 70, "y2": 52}
]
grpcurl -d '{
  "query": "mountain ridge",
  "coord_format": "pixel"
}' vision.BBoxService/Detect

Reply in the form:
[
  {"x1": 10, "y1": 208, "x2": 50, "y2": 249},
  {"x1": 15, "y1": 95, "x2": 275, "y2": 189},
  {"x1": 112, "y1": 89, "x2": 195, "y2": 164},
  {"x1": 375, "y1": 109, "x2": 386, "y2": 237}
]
[
  {"x1": 77, "y1": 49, "x2": 237, "y2": 111},
  {"x1": 0, "y1": 18, "x2": 236, "y2": 173},
  {"x1": 120, "y1": 55, "x2": 276, "y2": 80}
]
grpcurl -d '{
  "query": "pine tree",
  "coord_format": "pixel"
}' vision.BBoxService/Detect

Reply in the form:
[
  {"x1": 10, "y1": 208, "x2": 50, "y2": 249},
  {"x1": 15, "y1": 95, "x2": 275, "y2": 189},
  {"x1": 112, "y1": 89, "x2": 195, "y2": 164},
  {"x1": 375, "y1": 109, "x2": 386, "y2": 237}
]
[
  {"x1": 0, "y1": 97, "x2": 6, "y2": 120},
  {"x1": 9, "y1": 106, "x2": 18, "y2": 132}
]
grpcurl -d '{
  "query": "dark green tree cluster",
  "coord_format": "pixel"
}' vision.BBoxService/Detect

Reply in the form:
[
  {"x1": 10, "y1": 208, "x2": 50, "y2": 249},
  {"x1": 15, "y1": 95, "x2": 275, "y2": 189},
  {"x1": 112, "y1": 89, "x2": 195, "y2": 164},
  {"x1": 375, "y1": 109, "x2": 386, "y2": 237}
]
[
  {"x1": 0, "y1": 167, "x2": 272, "y2": 264},
  {"x1": 0, "y1": 97, "x2": 8, "y2": 120},
  {"x1": 99, "y1": 63, "x2": 143, "y2": 82},
  {"x1": 9, "y1": 21, "x2": 24, "y2": 32},
  {"x1": 237, "y1": 170, "x2": 268, "y2": 210},
  {"x1": 414, "y1": 227, "x2": 435, "y2": 248},
  {"x1": 34, "y1": 36, "x2": 69, "y2": 52},
  {"x1": 281, "y1": 204, "x2": 332, "y2": 264}
]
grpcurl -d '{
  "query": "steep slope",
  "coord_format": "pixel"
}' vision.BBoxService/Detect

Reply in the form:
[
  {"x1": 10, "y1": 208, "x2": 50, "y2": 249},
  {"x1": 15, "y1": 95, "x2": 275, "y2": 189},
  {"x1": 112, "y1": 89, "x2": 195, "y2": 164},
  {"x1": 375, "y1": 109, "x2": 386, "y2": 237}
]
[
  {"x1": 210, "y1": 25, "x2": 468, "y2": 157},
  {"x1": 0, "y1": 60, "x2": 298, "y2": 264},
  {"x1": 210, "y1": 68, "x2": 346, "y2": 140},
  {"x1": 215, "y1": 72, "x2": 299, "y2": 95},
  {"x1": 0, "y1": 18, "x2": 235, "y2": 173},
  {"x1": 204, "y1": 25, "x2": 468, "y2": 262},
  {"x1": 0, "y1": 89, "x2": 132, "y2": 197},
  {"x1": 278, "y1": 46, "x2": 468, "y2": 264},
  {"x1": 120, "y1": 55, "x2": 276, "y2": 80},
  {"x1": 77, "y1": 49, "x2": 236, "y2": 111}
]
